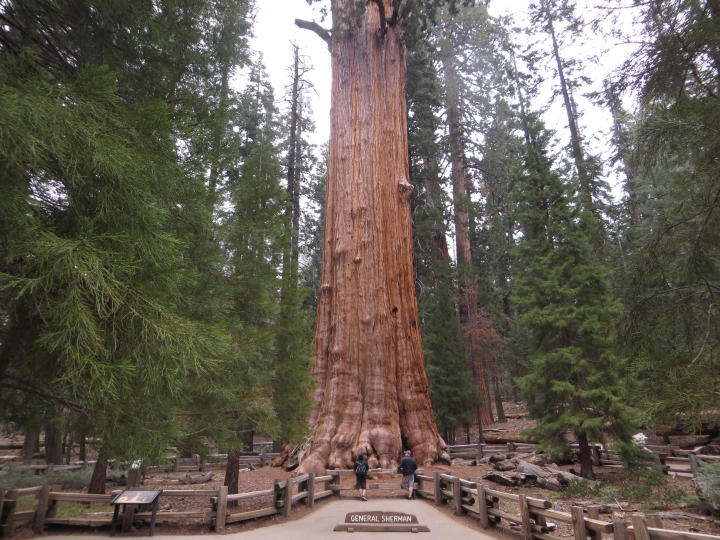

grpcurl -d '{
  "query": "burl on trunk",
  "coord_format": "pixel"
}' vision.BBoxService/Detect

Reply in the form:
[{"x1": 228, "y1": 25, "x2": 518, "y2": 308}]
[{"x1": 297, "y1": 0, "x2": 445, "y2": 474}]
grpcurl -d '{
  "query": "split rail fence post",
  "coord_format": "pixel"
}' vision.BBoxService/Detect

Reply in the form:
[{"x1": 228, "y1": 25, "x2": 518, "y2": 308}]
[
  {"x1": 613, "y1": 515, "x2": 628, "y2": 540},
  {"x1": 433, "y1": 472, "x2": 442, "y2": 505},
  {"x1": 571, "y1": 505, "x2": 587, "y2": 540},
  {"x1": 519, "y1": 494, "x2": 533, "y2": 540},
  {"x1": 273, "y1": 479, "x2": 284, "y2": 512},
  {"x1": 452, "y1": 477, "x2": 462, "y2": 515},
  {"x1": 329, "y1": 470, "x2": 341, "y2": 495},
  {"x1": 1, "y1": 489, "x2": 18, "y2": 538},
  {"x1": 215, "y1": 485, "x2": 227, "y2": 532},
  {"x1": 33, "y1": 485, "x2": 51, "y2": 533},
  {"x1": 587, "y1": 505, "x2": 602, "y2": 540},
  {"x1": 283, "y1": 479, "x2": 292, "y2": 518},
  {"x1": 632, "y1": 514, "x2": 651, "y2": 540},
  {"x1": 305, "y1": 473, "x2": 315, "y2": 508},
  {"x1": 476, "y1": 484, "x2": 489, "y2": 528}
]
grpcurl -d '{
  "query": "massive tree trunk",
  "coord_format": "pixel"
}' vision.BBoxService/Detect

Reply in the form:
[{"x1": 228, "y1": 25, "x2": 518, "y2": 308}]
[
  {"x1": 441, "y1": 50, "x2": 494, "y2": 429},
  {"x1": 297, "y1": 0, "x2": 445, "y2": 474}
]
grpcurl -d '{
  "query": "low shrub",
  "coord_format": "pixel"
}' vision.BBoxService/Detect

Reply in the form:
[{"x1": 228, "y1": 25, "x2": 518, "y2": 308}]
[{"x1": 0, "y1": 466, "x2": 93, "y2": 490}]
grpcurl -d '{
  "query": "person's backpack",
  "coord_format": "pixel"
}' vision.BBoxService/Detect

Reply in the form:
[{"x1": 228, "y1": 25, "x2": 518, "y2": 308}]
[{"x1": 355, "y1": 460, "x2": 368, "y2": 475}]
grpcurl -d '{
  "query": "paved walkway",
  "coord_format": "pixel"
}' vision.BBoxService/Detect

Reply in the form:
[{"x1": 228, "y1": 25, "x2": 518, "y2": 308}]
[{"x1": 40, "y1": 498, "x2": 500, "y2": 539}]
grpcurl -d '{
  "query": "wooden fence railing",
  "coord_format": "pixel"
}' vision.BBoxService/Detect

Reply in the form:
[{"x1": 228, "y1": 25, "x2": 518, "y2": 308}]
[
  {"x1": 419, "y1": 471, "x2": 719, "y2": 540},
  {"x1": 2, "y1": 469, "x2": 719, "y2": 539},
  {"x1": 0, "y1": 470, "x2": 337, "y2": 536}
]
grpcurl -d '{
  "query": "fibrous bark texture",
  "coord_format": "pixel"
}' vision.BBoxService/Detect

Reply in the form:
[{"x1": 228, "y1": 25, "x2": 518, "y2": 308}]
[
  {"x1": 441, "y1": 52, "x2": 494, "y2": 428},
  {"x1": 298, "y1": 0, "x2": 445, "y2": 474}
]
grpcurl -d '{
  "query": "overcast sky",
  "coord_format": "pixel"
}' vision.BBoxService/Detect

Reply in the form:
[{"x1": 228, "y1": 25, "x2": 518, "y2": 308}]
[{"x1": 248, "y1": 0, "x2": 636, "y2": 198}]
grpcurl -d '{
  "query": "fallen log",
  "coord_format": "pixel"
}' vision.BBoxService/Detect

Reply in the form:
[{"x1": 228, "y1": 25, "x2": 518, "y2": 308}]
[{"x1": 185, "y1": 472, "x2": 214, "y2": 484}]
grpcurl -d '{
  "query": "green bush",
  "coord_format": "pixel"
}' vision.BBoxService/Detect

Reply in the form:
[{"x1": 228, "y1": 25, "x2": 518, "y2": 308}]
[
  {"x1": 695, "y1": 461, "x2": 720, "y2": 515},
  {"x1": 562, "y1": 478, "x2": 599, "y2": 498},
  {"x1": 0, "y1": 466, "x2": 92, "y2": 490}
]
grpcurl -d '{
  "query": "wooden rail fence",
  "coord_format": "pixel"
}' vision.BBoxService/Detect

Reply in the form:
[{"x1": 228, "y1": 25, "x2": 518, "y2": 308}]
[
  {"x1": 2, "y1": 468, "x2": 719, "y2": 539},
  {"x1": 420, "y1": 471, "x2": 720, "y2": 540}
]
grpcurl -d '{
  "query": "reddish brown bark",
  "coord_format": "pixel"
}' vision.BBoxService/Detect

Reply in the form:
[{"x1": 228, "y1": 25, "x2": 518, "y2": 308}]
[
  {"x1": 441, "y1": 51, "x2": 494, "y2": 428},
  {"x1": 298, "y1": 0, "x2": 444, "y2": 474}
]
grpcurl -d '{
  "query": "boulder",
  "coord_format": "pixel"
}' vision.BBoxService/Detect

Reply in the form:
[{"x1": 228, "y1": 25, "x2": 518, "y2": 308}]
[
  {"x1": 451, "y1": 458, "x2": 476, "y2": 466},
  {"x1": 517, "y1": 461, "x2": 552, "y2": 478},
  {"x1": 536, "y1": 476, "x2": 564, "y2": 491},
  {"x1": 555, "y1": 470, "x2": 582, "y2": 485},
  {"x1": 484, "y1": 472, "x2": 521, "y2": 487},
  {"x1": 699, "y1": 444, "x2": 720, "y2": 455},
  {"x1": 493, "y1": 459, "x2": 517, "y2": 472},
  {"x1": 530, "y1": 454, "x2": 549, "y2": 467},
  {"x1": 489, "y1": 453, "x2": 507, "y2": 463},
  {"x1": 519, "y1": 473, "x2": 537, "y2": 486}
]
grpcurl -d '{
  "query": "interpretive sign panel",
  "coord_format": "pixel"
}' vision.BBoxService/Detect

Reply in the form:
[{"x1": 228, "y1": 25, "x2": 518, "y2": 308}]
[
  {"x1": 111, "y1": 490, "x2": 162, "y2": 505},
  {"x1": 110, "y1": 489, "x2": 163, "y2": 536}
]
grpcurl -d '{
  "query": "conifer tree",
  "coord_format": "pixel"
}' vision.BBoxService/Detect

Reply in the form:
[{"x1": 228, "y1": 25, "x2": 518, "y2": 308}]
[
  {"x1": 0, "y1": 0, "x2": 255, "y2": 491},
  {"x1": 513, "y1": 113, "x2": 633, "y2": 478},
  {"x1": 406, "y1": 16, "x2": 474, "y2": 444},
  {"x1": 609, "y1": 0, "x2": 720, "y2": 429},
  {"x1": 217, "y1": 60, "x2": 287, "y2": 494},
  {"x1": 273, "y1": 46, "x2": 315, "y2": 450}
]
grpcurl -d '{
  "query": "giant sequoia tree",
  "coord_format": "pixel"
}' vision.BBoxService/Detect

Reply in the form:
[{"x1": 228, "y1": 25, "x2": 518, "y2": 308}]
[{"x1": 296, "y1": 0, "x2": 448, "y2": 473}]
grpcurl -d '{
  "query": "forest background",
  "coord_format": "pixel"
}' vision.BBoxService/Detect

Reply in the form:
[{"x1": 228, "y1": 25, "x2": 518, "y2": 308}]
[{"x1": 0, "y1": 0, "x2": 718, "y2": 491}]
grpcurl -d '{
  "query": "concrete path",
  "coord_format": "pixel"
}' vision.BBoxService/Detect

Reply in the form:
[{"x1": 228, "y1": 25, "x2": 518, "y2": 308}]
[{"x1": 40, "y1": 498, "x2": 500, "y2": 539}]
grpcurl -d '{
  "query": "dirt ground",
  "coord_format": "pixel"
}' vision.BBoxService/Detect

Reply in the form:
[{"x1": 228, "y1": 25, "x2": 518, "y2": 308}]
[{"x1": 4, "y1": 404, "x2": 720, "y2": 537}]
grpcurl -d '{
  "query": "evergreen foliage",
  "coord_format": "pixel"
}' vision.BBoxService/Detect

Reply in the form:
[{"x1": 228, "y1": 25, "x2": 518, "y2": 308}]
[
  {"x1": 0, "y1": 0, "x2": 234, "y2": 463},
  {"x1": 513, "y1": 114, "x2": 634, "y2": 476},
  {"x1": 611, "y1": 0, "x2": 720, "y2": 429},
  {"x1": 406, "y1": 15, "x2": 475, "y2": 443}
]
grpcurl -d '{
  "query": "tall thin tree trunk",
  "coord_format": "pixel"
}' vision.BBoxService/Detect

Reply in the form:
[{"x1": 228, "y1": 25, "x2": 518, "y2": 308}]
[
  {"x1": 604, "y1": 83, "x2": 640, "y2": 225},
  {"x1": 287, "y1": 44, "x2": 302, "y2": 266},
  {"x1": 441, "y1": 51, "x2": 494, "y2": 429},
  {"x1": 224, "y1": 450, "x2": 240, "y2": 499},
  {"x1": 493, "y1": 376, "x2": 506, "y2": 422},
  {"x1": 298, "y1": 0, "x2": 444, "y2": 474},
  {"x1": 22, "y1": 429, "x2": 39, "y2": 463},
  {"x1": 44, "y1": 421, "x2": 62, "y2": 465},
  {"x1": 542, "y1": 0, "x2": 602, "y2": 247},
  {"x1": 577, "y1": 431, "x2": 595, "y2": 480},
  {"x1": 88, "y1": 455, "x2": 107, "y2": 494},
  {"x1": 422, "y1": 152, "x2": 450, "y2": 263}
]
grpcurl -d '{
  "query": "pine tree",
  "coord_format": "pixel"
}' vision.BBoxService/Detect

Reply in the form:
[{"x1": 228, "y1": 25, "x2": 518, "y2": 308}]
[
  {"x1": 529, "y1": 0, "x2": 607, "y2": 246},
  {"x1": 273, "y1": 45, "x2": 315, "y2": 450},
  {"x1": 0, "y1": 0, "x2": 254, "y2": 491},
  {"x1": 513, "y1": 114, "x2": 633, "y2": 479},
  {"x1": 609, "y1": 0, "x2": 720, "y2": 429}
]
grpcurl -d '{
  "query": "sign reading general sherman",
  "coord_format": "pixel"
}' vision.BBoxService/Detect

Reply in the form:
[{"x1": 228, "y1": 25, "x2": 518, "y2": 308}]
[{"x1": 334, "y1": 511, "x2": 429, "y2": 532}]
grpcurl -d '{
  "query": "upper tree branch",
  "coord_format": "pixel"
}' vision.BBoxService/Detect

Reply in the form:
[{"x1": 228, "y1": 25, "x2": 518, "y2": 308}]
[{"x1": 295, "y1": 19, "x2": 331, "y2": 48}]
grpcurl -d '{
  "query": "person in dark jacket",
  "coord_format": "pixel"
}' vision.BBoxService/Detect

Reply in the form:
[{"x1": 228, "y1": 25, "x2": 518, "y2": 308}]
[
  {"x1": 398, "y1": 450, "x2": 418, "y2": 499},
  {"x1": 354, "y1": 454, "x2": 369, "y2": 501}
]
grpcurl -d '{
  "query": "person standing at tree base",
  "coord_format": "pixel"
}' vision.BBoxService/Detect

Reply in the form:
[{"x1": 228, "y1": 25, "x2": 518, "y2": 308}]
[
  {"x1": 354, "y1": 454, "x2": 369, "y2": 501},
  {"x1": 398, "y1": 450, "x2": 418, "y2": 500}
]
